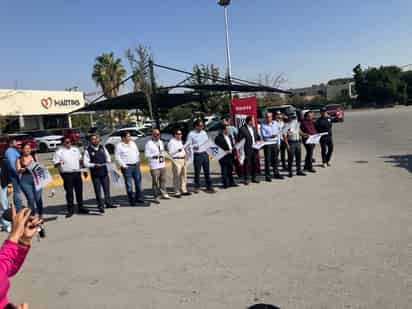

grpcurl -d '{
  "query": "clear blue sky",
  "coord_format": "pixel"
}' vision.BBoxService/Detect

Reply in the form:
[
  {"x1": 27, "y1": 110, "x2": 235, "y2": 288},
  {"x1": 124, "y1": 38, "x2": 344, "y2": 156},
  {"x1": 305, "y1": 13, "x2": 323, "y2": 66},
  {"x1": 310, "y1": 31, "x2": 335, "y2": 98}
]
[{"x1": 1, "y1": 0, "x2": 411, "y2": 93}]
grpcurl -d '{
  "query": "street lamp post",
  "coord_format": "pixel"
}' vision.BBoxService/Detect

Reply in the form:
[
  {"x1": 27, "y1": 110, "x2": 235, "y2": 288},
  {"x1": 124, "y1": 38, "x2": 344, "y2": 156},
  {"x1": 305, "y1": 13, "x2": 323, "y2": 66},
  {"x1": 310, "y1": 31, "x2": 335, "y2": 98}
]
[{"x1": 218, "y1": 0, "x2": 232, "y2": 84}]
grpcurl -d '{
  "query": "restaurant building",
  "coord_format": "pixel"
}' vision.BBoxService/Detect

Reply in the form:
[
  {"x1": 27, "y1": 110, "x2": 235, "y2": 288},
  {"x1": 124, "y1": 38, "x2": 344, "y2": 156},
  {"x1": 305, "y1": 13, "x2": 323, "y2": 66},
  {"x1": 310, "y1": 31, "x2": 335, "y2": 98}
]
[{"x1": 0, "y1": 89, "x2": 85, "y2": 132}]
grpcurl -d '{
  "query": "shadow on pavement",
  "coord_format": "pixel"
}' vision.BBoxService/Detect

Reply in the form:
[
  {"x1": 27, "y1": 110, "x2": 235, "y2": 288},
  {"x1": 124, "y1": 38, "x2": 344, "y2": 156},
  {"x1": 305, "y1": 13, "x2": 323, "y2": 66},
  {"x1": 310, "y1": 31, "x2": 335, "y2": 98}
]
[
  {"x1": 381, "y1": 154, "x2": 412, "y2": 173},
  {"x1": 248, "y1": 304, "x2": 281, "y2": 309}
]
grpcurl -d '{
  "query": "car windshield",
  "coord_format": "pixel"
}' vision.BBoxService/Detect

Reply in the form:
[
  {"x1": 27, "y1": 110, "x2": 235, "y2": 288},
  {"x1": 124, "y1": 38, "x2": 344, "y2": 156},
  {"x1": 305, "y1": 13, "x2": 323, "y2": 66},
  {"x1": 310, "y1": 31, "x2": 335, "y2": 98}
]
[
  {"x1": 31, "y1": 131, "x2": 50, "y2": 137},
  {"x1": 327, "y1": 104, "x2": 341, "y2": 110}
]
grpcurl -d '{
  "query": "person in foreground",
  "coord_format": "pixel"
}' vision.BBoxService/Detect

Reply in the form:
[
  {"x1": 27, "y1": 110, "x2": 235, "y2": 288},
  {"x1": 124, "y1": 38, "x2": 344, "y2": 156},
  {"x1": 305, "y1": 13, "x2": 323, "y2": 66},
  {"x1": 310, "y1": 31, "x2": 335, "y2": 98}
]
[
  {"x1": 115, "y1": 131, "x2": 144, "y2": 205},
  {"x1": 84, "y1": 134, "x2": 115, "y2": 213},
  {"x1": 238, "y1": 116, "x2": 260, "y2": 185},
  {"x1": 0, "y1": 206, "x2": 42, "y2": 309},
  {"x1": 315, "y1": 107, "x2": 334, "y2": 167},
  {"x1": 53, "y1": 137, "x2": 89, "y2": 217},
  {"x1": 145, "y1": 129, "x2": 171, "y2": 202},
  {"x1": 214, "y1": 125, "x2": 238, "y2": 188}
]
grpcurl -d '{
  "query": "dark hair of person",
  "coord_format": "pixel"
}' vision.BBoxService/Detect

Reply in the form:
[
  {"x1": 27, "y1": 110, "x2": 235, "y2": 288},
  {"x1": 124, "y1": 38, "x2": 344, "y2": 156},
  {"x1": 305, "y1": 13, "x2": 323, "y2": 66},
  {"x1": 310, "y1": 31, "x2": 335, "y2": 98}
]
[
  {"x1": 245, "y1": 116, "x2": 253, "y2": 124},
  {"x1": 120, "y1": 131, "x2": 130, "y2": 139},
  {"x1": 193, "y1": 119, "x2": 203, "y2": 128},
  {"x1": 21, "y1": 143, "x2": 29, "y2": 149},
  {"x1": 173, "y1": 128, "x2": 182, "y2": 135},
  {"x1": 8, "y1": 137, "x2": 16, "y2": 145},
  {"x1": 89, "y1": 133, "x2": 98, "y2": 141},
  {"x1": 304, "y1": 111, "x2": 312, "y2": 119}
]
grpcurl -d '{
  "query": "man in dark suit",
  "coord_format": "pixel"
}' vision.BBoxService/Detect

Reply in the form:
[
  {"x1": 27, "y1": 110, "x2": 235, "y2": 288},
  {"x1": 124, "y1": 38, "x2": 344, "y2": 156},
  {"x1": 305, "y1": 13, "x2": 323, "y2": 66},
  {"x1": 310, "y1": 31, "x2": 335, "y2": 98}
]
[
  {"x1": 214, "y1": 125, "x2": 238, "y2": 189},
  {"x1": 237, "y1": 116, "x2": 261, "y2": 185}
]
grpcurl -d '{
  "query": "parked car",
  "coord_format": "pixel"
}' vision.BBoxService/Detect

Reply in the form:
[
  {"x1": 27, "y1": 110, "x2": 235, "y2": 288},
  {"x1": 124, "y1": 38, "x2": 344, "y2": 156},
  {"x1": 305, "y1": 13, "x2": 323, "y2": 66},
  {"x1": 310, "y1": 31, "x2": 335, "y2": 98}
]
[
  {"x1": 258, "y1": 105, "x2": 298, "y2": 123},
  {"x1": 326, "y1": 104, "x2": 345, "y2": 122},
  {"x1": 102, "y1": 127, "x2": 146, "y2": 154},
  {"x1": 50, "y1": 128, "x2": 82, "y2": 145},
  {"x1": 0, "y1": 134, "x2": 38, "y2": 157},
  {"x1": 23, "y1": 130, "x2": 63, "y2": 152}
]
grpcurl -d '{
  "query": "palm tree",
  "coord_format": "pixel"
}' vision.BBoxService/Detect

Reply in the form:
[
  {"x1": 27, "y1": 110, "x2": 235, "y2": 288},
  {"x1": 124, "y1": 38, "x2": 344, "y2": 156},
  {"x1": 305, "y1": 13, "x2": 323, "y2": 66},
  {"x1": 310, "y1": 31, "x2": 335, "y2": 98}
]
[
  {"x1": 92, "y1": 52, "x2": 126, "y2": 99},
  {"x1": 92, "y1": 52, "x2": 127, "y2": 127}
]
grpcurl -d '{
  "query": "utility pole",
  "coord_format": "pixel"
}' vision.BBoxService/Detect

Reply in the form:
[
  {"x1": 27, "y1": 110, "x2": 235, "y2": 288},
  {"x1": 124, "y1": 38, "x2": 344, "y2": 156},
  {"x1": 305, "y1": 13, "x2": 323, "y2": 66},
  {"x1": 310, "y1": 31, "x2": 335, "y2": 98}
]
[{"x1": 148, "y1": 60, "x2": 160, "y2": 129}]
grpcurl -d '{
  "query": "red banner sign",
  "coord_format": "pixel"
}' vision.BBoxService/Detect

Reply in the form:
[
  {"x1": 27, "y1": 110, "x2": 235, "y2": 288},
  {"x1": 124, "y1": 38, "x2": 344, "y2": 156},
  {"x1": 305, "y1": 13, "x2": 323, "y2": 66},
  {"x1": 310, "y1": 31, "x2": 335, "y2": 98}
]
[{"x1": 230, "y1": 97, "x2": 258, "y2": 128}]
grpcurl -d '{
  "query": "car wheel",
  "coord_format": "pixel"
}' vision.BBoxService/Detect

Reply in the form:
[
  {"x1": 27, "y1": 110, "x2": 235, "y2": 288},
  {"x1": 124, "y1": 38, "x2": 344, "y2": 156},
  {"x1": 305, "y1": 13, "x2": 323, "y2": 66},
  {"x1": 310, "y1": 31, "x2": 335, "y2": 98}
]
[
  {"x1": 39, "y1": 143, "x2": 48, "y2": 153},
  {"x1": 106, "y1": 144, "x2": 115, "y2": 154}
]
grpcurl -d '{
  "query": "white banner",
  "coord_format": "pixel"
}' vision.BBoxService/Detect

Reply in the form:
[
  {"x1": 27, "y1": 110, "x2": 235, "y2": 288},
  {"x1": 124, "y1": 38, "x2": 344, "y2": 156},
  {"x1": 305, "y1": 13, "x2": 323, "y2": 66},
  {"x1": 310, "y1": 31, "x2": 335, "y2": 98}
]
[
  {"x1": 234, "y1": 139, "x2": 246, "y2": 165},
  {"x1": 306, "y1": 133, "x2": 328, "y2": 144},
  {"x1": 183, "y1": 143, "x2": 194, "y2": 166},
  {"x1": 200, "y1": 140, "x2": 227, "y2": 161},
  {"x1": 27, "y1": 161, "x2": 53, "y2": 191},
  {"x1": 108, "y1": 164, "x2": 124, "y2": 188}
]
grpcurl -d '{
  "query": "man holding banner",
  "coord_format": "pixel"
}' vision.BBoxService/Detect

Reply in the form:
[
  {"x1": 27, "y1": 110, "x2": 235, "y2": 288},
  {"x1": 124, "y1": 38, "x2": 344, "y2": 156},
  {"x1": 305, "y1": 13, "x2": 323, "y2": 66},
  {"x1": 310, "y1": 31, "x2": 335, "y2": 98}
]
[
  {"x1": 167, "y1": 129, "x2": 191, "y2": 198},
  {"x1": 214, "y1": 125, "x2": 238, "y2": 189},
  {"x1": 260, "y1": 112, "x2": 284, "y2": 181},
  {"x1": 237, "y1": 116, "x2": 260, "y2": 185},
  {"x1": 84, "y1": 134, "x2": 115, "y2": 214},
  {"x1": 186, "y1": 120, "x2": 215, "y2": 194}
]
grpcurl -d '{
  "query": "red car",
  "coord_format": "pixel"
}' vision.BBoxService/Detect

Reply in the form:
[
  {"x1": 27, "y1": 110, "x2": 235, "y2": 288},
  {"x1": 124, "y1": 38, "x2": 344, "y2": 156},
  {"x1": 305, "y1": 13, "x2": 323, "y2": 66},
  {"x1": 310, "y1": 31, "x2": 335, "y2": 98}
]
[
  {"x1": 326, "y1": 104, "x2": 345, "y2": 122},
  {"x1": 0, "y1": 134, "x2": 38, "y2": 156},
  {"x1": 50, "y1": 128, "x2": 82, "y2": 145}
]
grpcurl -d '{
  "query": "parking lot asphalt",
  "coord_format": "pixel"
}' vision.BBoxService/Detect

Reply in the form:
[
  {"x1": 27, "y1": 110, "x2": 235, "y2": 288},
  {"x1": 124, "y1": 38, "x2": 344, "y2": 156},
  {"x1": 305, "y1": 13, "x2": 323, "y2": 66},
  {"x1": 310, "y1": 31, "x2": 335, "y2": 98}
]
[{"x1": 6, "y1": 107, "x2": 412, "y2": 309}]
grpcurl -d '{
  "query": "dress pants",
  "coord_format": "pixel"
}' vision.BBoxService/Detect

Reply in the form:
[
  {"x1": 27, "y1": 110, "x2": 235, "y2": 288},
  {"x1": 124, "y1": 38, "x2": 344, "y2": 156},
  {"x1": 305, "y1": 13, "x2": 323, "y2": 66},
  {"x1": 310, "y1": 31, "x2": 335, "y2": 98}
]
[
  {"x1": 219, "y1": 154, "x2": 235, "y2": 188},
  {"x1": 150, "y1": 168, "x2": 167, "y2": 198},
  {"x1": 172, "y1": 159, "x2": 188, "y2": 195},
  {"x1": 280, "y1": 140, "x2": 287, "y2": 168},
  {"x1": 303, "y1": 143, "x2": 315, "y2": 170},
  {"x1": 121, "y1": 164, "x2": 143, "y2": 204},
  {"x1": 20, "y1": 173, "x2": 43, "y2": 216},
  {"x1": 193, "y1": 152, "x2": 212, "y2": 189},
  {"x1": 243, "y1": 150, "x2": 258, "y2": 181},
  {"x1": 61, "y1": 172, "x2": 84, "y2": 213},
  {"x1": 91, "y1": 174, "x2": 112, "y2": 209},
  {"x1": 287, "y1": 141, "x2": 302, "y2": 174},
  {"x1": 263, "y1": 144, "x2": 280, "y2": 177},
  {"x1": 320, "y1": 136, "x2": 334, "y2": 164}
]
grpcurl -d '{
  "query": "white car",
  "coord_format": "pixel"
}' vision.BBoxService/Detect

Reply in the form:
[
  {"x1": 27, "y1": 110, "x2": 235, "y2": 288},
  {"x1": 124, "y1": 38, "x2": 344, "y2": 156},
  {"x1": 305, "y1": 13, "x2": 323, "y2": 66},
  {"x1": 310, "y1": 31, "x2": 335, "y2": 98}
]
[
  {"x1": 102, "y1": 127, "x2": 146, "y2": 154},
  {"x1": 27, "y1": 130, "x2": 63, "y2": 152}
]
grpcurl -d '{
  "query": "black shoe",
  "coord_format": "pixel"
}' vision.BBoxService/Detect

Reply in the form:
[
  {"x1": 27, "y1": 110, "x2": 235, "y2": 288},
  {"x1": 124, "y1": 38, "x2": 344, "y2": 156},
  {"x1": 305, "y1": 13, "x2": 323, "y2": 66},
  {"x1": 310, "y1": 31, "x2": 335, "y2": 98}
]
[
  {"x1": 297, "y1": 171, "x2": 307, "y2": 176},
  {"x1": 205, "y1": 188, "x2": 216, "y2": 194},
  {"x1": 222, "y1": 185, "x2": 228, "y2": 189},
  {"x1": 193, "y1": 188, "x2": 200, "y2": 194},
  {"x1": 65, "y1": 212, "x2": 74, "y2": 218},
  {"x1": 181, "y1": 192, "x2": 192, "y2": 196},
  {"x1": 265, "y1": 177, "x2": 272, "y2": 182},
  {"x1": 252, "y1": 179, "x2": 260, "y2": 184},
  {"x1": 98, "y1": 207, "x2": 105, "y2": 214},
  {"x1": 273, "y1": 174, "x2": 284, "y2": 180},
  {"x1": 79, "y1": 208, "x2": 89, "y2": 214},
  {"x1": 106, "y1": 205, "x2": 117, "y2": 209},
  {"x1": 135, "y1": 199, "x2": 145, "y2": 204},
  {"x1": 243, "y1": 180, "x2": 250, "y2": 186},
  {"x1": 229, "y1": 183, "x2": 239, "y2": 187},
  {"x1": 175, "y1": 194, "x2": 182, "y2": 198},
  {"x1": 288, "y1": 172, "x2": 293, "y2": 178},
  {"x1": 308, "y1": 169, "x2": 316, "y2": 173}
]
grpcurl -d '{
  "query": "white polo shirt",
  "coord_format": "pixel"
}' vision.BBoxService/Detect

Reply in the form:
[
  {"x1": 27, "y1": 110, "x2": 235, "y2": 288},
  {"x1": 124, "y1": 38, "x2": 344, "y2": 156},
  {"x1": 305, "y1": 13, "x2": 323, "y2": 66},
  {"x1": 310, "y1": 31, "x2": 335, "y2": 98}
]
[
  {"x1": 53, "y1": 146, "x2": 82, "y2": 173},
  {"x1": 145, "y1": 139, "x2": 166, "y2": 170},
  {"x1": 115, "y1": 141, "x2": 140, "y2": 168}
]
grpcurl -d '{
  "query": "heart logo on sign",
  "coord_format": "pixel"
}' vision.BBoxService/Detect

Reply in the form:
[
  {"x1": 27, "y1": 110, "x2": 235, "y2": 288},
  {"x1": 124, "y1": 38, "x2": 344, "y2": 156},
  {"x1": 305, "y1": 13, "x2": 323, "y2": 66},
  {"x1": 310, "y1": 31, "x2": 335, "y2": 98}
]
[{"x1": 41, "y1": 97, "x2": 53, "y2": 109}]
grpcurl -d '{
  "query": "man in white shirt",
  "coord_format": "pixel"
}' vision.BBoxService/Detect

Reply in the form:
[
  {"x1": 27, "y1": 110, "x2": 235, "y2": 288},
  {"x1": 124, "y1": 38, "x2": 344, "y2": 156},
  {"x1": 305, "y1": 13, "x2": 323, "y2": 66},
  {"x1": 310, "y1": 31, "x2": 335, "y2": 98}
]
[
  {"x1": 53, "y1": 137, "x2": 89, "y2": 218},
  {"x1": 167, "y1": 129, "x2": 191, "y2": 198},
  {"x1": 186, "y1": 119, "x2": 215, "y2": 193},
  {"x1": 115, "y1": 131, "x2": 144, "y2": 206},
  {"x1": 275, "y1": 111, "x2": 287, "y2": 170},
  {"x1": 145, "y1": 129, "x2": 170, "y2": 201},
  {"x1": 84, "y1": 134, "x2": 115, "y2": 213}
]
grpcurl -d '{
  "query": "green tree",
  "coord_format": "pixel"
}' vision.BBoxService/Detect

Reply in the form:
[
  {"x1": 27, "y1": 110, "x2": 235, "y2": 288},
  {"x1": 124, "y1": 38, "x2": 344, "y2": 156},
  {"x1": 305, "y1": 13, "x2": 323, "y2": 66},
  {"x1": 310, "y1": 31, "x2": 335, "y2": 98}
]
[
  {"x1": 92, "y1": 52, "x2": 127, "y2": 128},
  {"x1": 126, "y1": 45, "x2": 154, "y2": 119},
  {"x1": 92, "y1": 52, "x2": 126, "y2": 98},
  {"x1": 353, "y1": 64, "x2": 407, "y2": 106}
]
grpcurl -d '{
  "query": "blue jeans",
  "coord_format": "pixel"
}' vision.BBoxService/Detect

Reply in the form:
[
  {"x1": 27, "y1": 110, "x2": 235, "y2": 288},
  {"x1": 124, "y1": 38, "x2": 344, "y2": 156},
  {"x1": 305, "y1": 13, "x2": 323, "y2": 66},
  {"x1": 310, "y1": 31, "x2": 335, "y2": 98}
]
[
  {"x1": 10, "y1": 173, "x2": 23, "y2": 210},
  {"x1": 0, "y1": 186, "x2": 10, "y2": 230},
  {"x1": 121, "y1": 164, "x2": 143, "y2": 204},
  {"x1": 20, "y1": 173, "x2": 43, "y2": 216}
]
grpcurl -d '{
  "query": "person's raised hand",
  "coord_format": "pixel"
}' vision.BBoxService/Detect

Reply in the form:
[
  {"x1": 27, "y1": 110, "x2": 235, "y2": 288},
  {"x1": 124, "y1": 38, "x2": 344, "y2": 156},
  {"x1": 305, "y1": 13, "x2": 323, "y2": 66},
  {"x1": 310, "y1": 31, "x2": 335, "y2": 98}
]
[
  {"x1": 8, "y1": 206, "x2": 31, "y2": 244},
  {"x1": 16, "y1": 303, "x2": 29, "y2": 309},
  {"x1": 20, "y1": 216, "x2": 43, "y2": 247}
]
